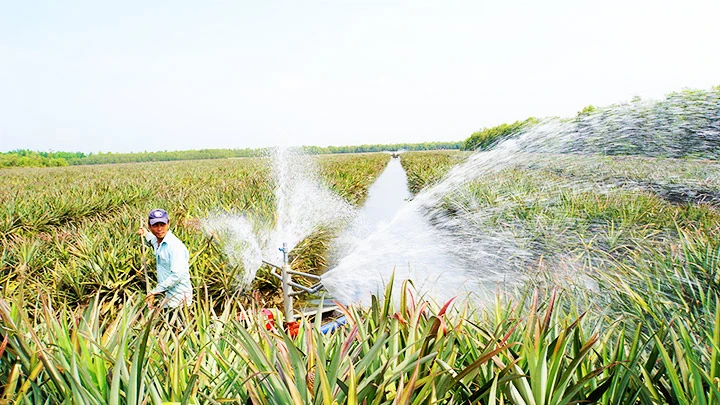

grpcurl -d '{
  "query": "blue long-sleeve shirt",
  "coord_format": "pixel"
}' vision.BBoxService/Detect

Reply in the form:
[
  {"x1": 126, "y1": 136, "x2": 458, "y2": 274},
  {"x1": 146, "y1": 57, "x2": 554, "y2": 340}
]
[{"x1": 144, "y1": 230, "x2": 193, "y2": 307}]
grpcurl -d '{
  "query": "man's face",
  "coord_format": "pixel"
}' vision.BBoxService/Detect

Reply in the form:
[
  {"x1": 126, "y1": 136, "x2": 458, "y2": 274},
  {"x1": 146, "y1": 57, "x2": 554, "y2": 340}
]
[{"x1": 149, "y1": 221, "x2": 169, "y2": 240}]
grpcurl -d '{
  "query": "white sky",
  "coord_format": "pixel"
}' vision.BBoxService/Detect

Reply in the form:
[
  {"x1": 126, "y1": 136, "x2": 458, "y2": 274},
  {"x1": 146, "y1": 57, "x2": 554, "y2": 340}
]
[{"x1": 1, "y1": 0, "x2": 719, "y2": 154}]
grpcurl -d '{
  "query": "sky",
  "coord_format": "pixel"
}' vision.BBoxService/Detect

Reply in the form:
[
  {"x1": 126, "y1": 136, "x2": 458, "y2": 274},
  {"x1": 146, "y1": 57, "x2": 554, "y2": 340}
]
[{"x1": 1, "y1": 1, "x2": 719, "y2": 154}]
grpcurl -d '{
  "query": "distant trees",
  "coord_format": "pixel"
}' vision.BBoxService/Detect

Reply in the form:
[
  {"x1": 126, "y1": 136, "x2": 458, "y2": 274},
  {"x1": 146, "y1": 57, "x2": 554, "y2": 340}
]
[
  {"x1": 66, "y1": 148, "x2": 265, "y2": 165},
  {"x1": 577, "y1": 105, "x2": 596, "y2": 116},
  {"x1": 0, "y1": 150, "x2": 73, "y2": 168},
  {"x1": 0, "y1": 142, "x2": 462, "y2": 169},
  {"x1": 462, "y1": 118, "x2": 538, "y2": 151},
  {"x1": 0, "y1": 148, "x2": 266, "y2": 168},
  {"x1": 303, "y1": 141, "x2": 462, "y2": 155}
]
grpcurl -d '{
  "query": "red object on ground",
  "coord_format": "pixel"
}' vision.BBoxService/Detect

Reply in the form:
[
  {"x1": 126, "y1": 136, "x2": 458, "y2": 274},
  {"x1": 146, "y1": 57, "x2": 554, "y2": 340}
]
[
  {"x1": 286, "y1": 321, "x2": 300, "y2": 338},
  {"x1": 261, "y1": 309, "x2": 274, "y2": 330}
]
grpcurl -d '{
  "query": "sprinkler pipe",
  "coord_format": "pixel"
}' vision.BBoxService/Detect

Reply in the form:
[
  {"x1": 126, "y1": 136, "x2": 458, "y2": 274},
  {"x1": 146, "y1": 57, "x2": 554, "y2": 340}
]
[
  {"x1": 262, "y1": 242, "x2": 330, "y2": 337},
  {"x1": 262, "y1": 243, "x2": 299, "y2": 336},
  {"x1": 280, "y1": 242, "x2": 294, "y2": 324}
]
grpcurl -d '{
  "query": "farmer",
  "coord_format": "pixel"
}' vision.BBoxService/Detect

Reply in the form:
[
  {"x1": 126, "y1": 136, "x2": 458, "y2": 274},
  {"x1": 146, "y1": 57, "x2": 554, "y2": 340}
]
[{"x1": 138, "y1": 208, "x2": 193, "y2": 308}]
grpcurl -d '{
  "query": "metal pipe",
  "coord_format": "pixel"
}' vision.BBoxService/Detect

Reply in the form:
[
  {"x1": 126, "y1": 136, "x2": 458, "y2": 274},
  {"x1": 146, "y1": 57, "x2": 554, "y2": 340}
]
[
  {"x1": 262, "y1": 259, "x2": 282, "y2": 270},
  {"x1": 280, "y1": 243, "x2": 294, "y2": 323},
  {"x1": 264, "y1": 261, "x2": 321, "y2": 280},
  {"x1": 264, "y1": 260, "x2": 321, "y2": 281},
  {"x1": 288, "y1": 284, "x2": 323, "y2": 296},
  {"x1": 269, "y1": 271, "x2": 324, "y2": 294},
  {"x1": 282, "y1": 242, "x2": 288, "y2": 266},
  {"x1": 285, "y1": 269, "x2": 322, "y2": 280}
]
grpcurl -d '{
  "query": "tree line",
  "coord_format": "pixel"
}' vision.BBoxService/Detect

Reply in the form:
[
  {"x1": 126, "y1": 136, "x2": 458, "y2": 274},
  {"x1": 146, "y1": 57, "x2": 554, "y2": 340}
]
[
  {"x1": 0, "y1": 142, "x2": 462, "y2": 168},
  {"x1": 303, "y1": 141, "x2": 461, "y2": 155},
  {"x1": 0, "y1": 149, "x2": 83, "y2": 168}
]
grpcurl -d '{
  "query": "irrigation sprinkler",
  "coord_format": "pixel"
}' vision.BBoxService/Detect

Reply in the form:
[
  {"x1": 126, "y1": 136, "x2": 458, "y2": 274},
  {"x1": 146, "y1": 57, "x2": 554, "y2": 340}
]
[
  {"x1": 262, "y1": 242, "x2": 347, "y2": 337},
  {"x1": 262, "y1": 242, "x2": 325, "y2": 328}
]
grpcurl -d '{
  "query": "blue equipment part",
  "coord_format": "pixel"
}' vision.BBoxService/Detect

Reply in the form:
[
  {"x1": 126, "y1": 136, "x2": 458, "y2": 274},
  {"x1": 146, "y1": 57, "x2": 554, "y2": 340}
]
[{"x1": 320, "y1": 316, "x2": 347, "y2": 334}]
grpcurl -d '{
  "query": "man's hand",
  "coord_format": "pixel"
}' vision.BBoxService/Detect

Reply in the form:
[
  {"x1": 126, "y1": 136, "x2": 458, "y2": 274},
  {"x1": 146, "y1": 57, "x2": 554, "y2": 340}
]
[
  {"x1": 138, "y1": 227, "x2": 148, "y2": 236},
  {"x1": 145, "y1": 292, "x2": 160, "y2": 308}
]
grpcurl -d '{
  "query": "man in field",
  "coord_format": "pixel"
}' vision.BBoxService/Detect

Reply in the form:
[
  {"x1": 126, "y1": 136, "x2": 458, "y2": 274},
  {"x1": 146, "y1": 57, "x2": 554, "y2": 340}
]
[{"x1": 138, "y1": 208, "x2": 193, "y2": 308}]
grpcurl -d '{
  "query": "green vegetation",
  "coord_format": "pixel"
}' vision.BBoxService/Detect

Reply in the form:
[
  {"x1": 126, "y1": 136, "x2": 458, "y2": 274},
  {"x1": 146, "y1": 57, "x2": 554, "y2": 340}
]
[
  {"x1": 399, "y1": 150, "x2": 471, "y2": 194},
  {"x1": 0, "y1": 149, "x2": 76, "y2": 168},
  {"x1": 577, "y1": 104, "x2": 596, "y2": 116},
  {"x1": 66, "y1": 148, "x2": 265, "y2": 165},
  {"x1": 0, "y1": 153, "x2": 389, "y2": 309},
  {"x1": 463, "y1": 118, "x2": 538, "y2": 151},
  {"x1": 318, "y1": 154, "x2": 391, "y2": 206},
  {"x1": 2, "y1": 85, "x2": 719, "y2": 402},
  {"x1": 2, "y1": 269, "x2": 719, "y2": 403},
  {"x1": 3, "y1": 149, "x2": 720, "y2": 402}
]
